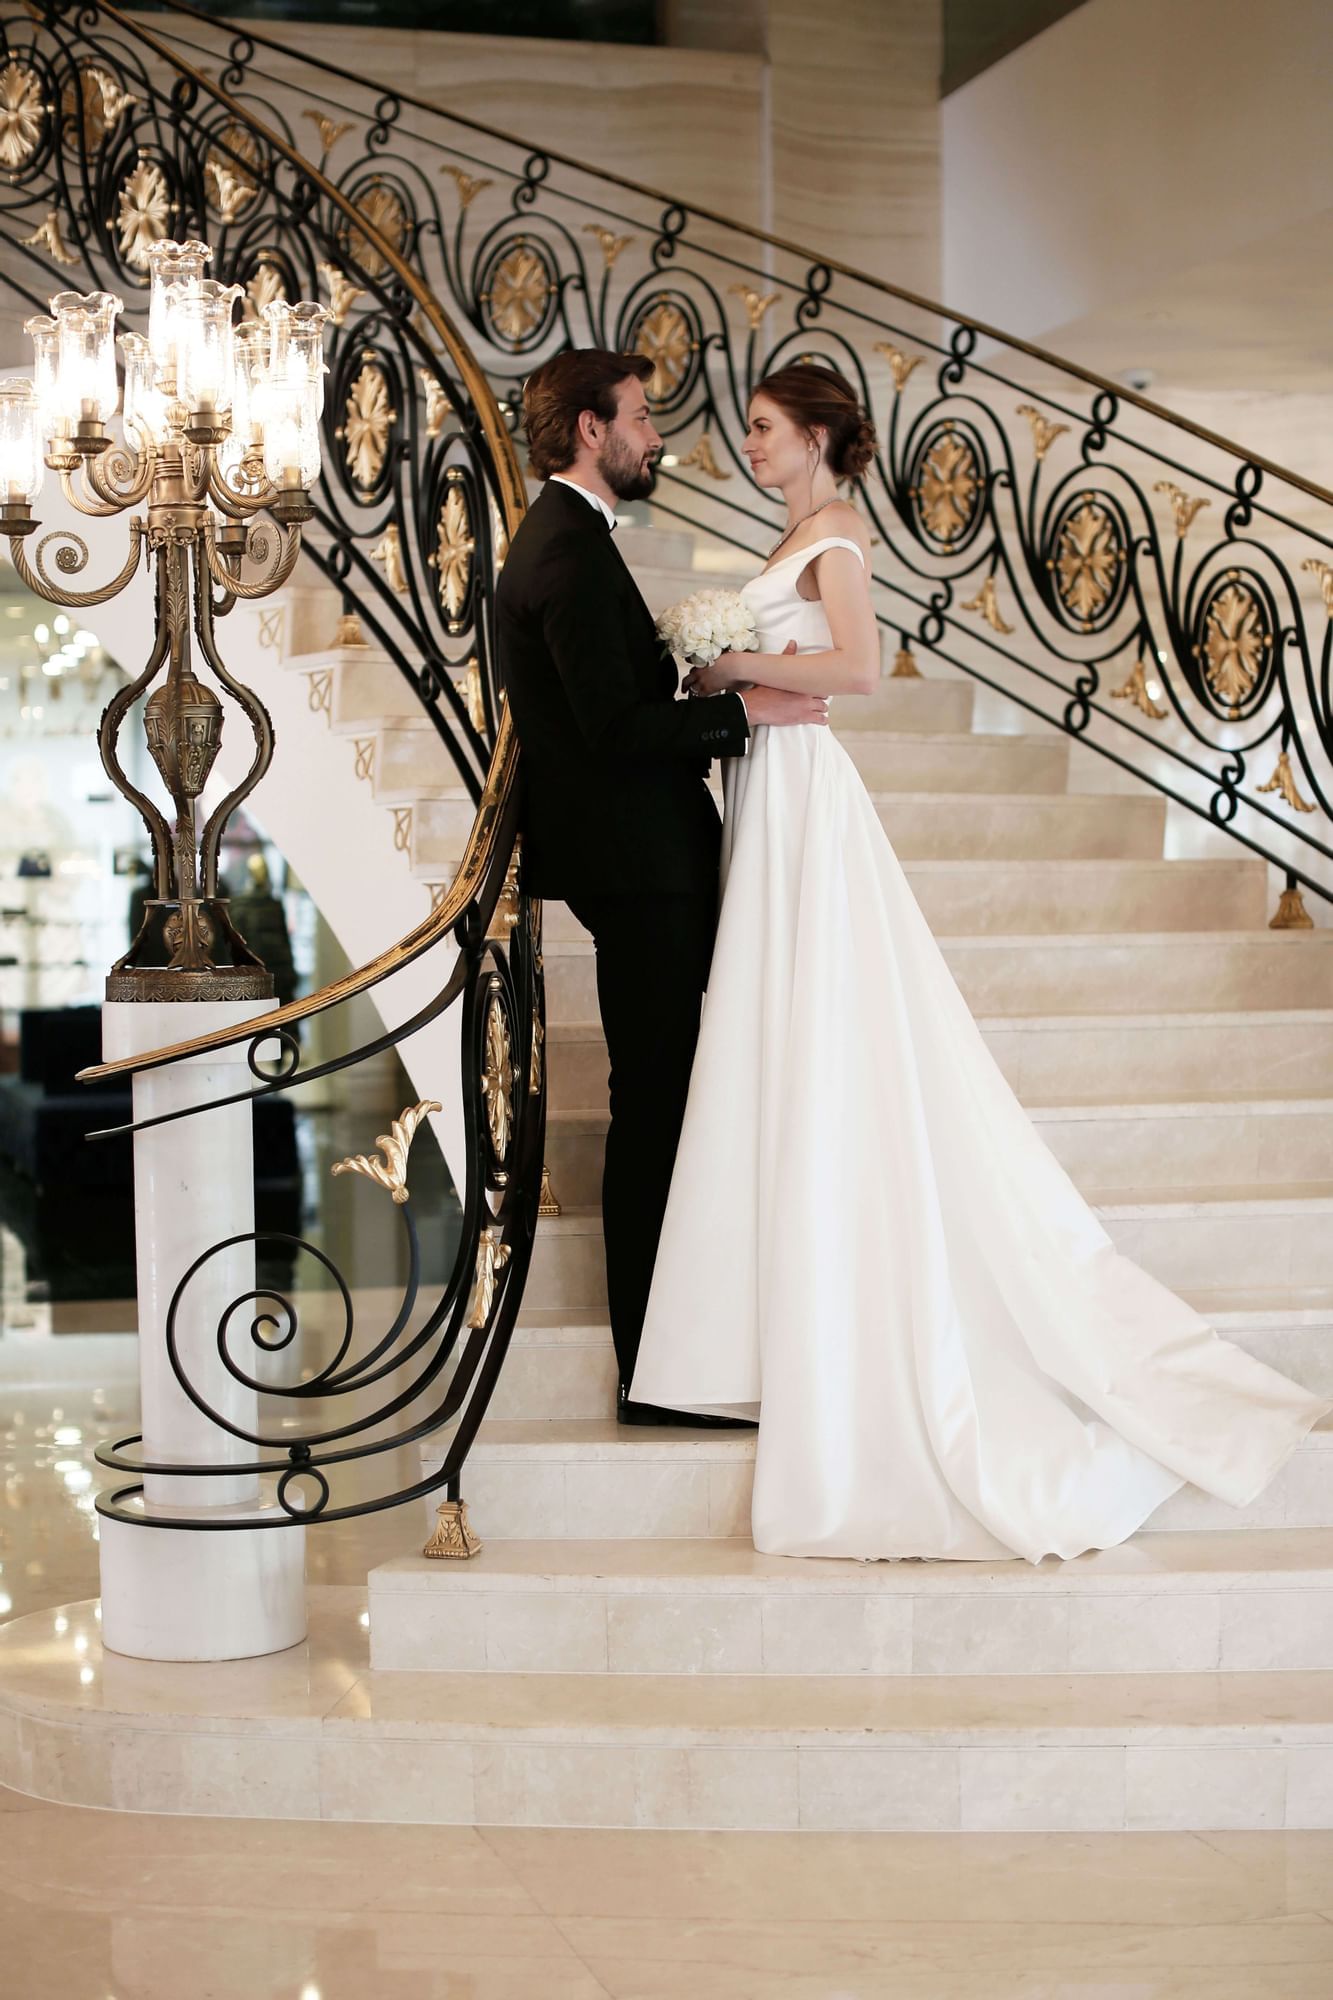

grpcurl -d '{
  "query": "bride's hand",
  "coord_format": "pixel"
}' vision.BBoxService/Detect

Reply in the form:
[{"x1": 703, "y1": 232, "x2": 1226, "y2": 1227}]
[{"x1": 699, "y1": 639, "x2": 797, "y2": 691}]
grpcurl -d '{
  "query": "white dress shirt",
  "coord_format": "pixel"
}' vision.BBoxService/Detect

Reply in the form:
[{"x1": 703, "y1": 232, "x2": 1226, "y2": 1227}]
[
  {"x1": 547, "y1": 474, "x2": 618, "y2": 531},
  {"x1": 546, "y1": 474, "x2": 750, "y2": 737}
]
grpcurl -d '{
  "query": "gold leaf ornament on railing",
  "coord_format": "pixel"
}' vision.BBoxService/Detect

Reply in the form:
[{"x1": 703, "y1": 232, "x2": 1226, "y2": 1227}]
[
  {"x1": 116, "y1": 158, "x2": 171, "y2": 267},
  {"x1": 339, "y1": 357, "x2": 397, "y2": 489},
  {"x1": 960, "y1": 574, "x2": 1014, "y2": 634},
  {"x1": 1052, "y1": 498, "x2": 1124, "y2": 629},
  {"x1": 1301, "y1": 558, "x2": 1333, "y2": 619},
  {"x1": 873, "y1": 341, "x2": 923, "y2": 394},
  {"x1": 1111, "y1": 658, "x2": 1168, "y2": 720},
  {"x1": 319, "y1": 261, "x2": 366, "y2": 327},
  {"x1": 481, "y1": 980, "x2": 514, "y2": 1168},
  {"x1": 914, "y1": 428, "x2": 979, "y2": 544},
  {"x1": 20, "y1": 210, "x2": 78, "y2": 266},
  {"x1": 677, "y1": 433, "x2": 731, "y2": 481},
  {"x1": 331, "y1": 1099, "x2": 443, "y2": 1205},
  {"x1": 441, "y1": 161, "x2": 494, "y2": 209},
  {"x1": 302, "y1": 108, "x2": 354, "y2": 157},
  {"x1": 1154, "y1": 480, "x2": 1211, "y2": 537},
  {"x1": 1197, "y1": 575, "x2": 1269, "y2": 714},
  {"x1": 1257, "y1": 748, "x2": 1316, "y2": 814},
  {"x1": 0, "y1": 58, "x2": 45, "y2": 170},
  {"x1": 429, "y1": 476, "x2": 475, "y2": 623},
  {"x1": 1016, "y1": 404, "x2": 1070, "y2": 461},
  {"x1": 584, "y1": 222, "x2": 635, "y2": 267}
]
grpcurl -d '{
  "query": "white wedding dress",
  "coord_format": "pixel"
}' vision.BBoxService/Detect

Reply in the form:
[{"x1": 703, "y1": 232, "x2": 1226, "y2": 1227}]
[{"x1": 629, "y1": 534, "x2": 1329, "y2": 1563}]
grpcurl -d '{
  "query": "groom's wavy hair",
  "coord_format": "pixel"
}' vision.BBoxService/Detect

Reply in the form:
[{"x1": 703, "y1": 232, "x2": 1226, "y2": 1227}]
[
  {"x1": 753, "y1": 362, "x2": 878, "y2": 482},
  {"x1": 522, "y1": 348, "x2": 655, "y2": 479}
]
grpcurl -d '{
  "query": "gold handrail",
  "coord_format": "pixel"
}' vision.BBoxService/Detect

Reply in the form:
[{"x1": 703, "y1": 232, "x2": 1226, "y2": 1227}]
[
  {"x1": 146, "y1": 0, "x2": 1333, "y2": 509},
  {"x1": 71, "y1": 2, "x2": 529, "y2": 1082}
]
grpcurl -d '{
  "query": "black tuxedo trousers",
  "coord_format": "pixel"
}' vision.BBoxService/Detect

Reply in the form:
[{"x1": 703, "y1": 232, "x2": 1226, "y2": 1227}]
[
  {"x1": 564, "y1": 888, "x2": 717, "y2": 1384},
  {"x1": 495, "y1": 479, "x2": 749, "y2": 1385}
]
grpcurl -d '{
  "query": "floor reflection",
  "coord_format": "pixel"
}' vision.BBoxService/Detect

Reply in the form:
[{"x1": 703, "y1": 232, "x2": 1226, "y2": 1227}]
[{"x1": 3, "y1": 1276, "x2": 1333, "y2": 1999}]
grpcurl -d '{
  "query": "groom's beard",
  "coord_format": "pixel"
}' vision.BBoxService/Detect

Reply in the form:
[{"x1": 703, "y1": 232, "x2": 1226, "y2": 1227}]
[{"x1": 597, "y1": 434, "x2": 656, "y2": 501}]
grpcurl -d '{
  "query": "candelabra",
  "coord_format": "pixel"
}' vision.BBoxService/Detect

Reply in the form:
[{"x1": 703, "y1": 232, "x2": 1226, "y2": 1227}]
[{"x1": 0, "y1": 240, "x2": 331, "y2": 999}]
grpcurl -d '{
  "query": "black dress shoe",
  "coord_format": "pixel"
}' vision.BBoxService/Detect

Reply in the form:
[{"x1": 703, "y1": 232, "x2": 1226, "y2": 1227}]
[{"x1": 617, "y1": 1385, "x2": 757, "y2": 1430}]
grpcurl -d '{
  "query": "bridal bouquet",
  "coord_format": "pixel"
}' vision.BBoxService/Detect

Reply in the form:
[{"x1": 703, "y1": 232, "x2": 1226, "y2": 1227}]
[{"x1": 656, "y1": 587, "x2": 757, "y2": 669}]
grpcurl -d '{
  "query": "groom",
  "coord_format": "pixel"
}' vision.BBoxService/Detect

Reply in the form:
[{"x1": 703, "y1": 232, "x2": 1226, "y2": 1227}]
[{"x1": 496, "y1": 348, "x2": 827, "y2": 1423}]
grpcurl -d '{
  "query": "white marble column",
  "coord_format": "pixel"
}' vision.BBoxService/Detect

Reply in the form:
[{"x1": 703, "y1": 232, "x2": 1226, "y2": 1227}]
[{"x1": 97, "y1": 999, "x2": 307, "y2": 1662}]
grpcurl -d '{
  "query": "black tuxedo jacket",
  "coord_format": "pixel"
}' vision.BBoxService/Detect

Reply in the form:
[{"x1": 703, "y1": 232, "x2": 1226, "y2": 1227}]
[{"x1": 495, "y1": 478, "x2": 750, "y2": 899}]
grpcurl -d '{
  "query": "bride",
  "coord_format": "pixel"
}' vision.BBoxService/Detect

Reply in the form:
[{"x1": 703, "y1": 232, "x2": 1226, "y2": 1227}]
[{"x1": 628, "y1": 362, "x2": 1329, "y2": 1564}]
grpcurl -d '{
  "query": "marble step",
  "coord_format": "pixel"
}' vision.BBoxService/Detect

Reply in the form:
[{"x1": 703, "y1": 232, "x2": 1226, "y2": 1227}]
[
  {"x1": 468, "y1": 1295, "x2": 1333, "y2": 1422},
  {"x1": 367, "y1": 1528, "x2": 1333, "y2": 1679},
  {"x1": 283, "y1": 643, "x2": 426, "y2": 728},
  {"x1": 5, "y1": 1590, "x2": 1329, "y2": 1828},
  {"x1": 832, "y1": 673, "x2": 976, "y2": 733},
  {"x1": 425, "y1": 1417, "x2": 1333, "y2": 1544},
  {"x1": 547, "y1": 1011, "x2": 1333, "y2": 1111},
  {"x1": 541, "y1": 931, "x2": 1333, "y2": 1025},
  {"x1": 831, "y1": 731, "x2": 1070, "y2": 794},
  {"x1": 526, "y1": 858, "x2": 1270, "y2": 945},
  {"x1": 409, "y1": 788, "x2": 1169, "y2": 869},
  {"x1": 543, "y1": 1096, "x2": 1333, "y2": 1211},
  {"x1": 371, "y1": 724, "x2": 1061, "y2": 805},
  {"x1": 528, "y1": 1182, "x2": 1333, "y2": 1310}
]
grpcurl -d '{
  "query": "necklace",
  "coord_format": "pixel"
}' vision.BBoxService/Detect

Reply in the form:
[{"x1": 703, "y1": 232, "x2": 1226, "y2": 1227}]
[{"x1": 767, "y1": 497, "x2": 835, "y2": 562}]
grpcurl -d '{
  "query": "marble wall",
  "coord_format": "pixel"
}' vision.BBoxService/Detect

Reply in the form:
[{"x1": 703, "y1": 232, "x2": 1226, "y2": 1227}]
[{"x1": 187, "y1": 3, "x2": 943, "y2": 295}]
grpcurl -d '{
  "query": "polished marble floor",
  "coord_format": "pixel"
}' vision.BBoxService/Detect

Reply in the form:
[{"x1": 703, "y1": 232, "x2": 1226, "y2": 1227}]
[{"x1": 4, "y1": 1320, "x2": 1333, "y2": 1999}]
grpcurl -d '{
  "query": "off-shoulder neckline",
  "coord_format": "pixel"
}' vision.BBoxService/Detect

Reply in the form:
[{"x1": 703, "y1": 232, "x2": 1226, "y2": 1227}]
[{"x1": 752, "y1": 533, "x2": 867, "y2": 580}]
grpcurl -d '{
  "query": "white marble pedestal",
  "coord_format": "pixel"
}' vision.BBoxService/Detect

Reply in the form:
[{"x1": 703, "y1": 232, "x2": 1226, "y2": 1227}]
[{"x1": 98, "y1": 1000, "x2": 307, "y2": 1662}]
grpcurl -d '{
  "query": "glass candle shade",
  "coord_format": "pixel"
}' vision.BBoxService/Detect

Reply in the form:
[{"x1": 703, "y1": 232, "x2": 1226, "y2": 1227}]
[
  {"x1": 263, "y1": 300, "x2": 331, "y2": 405},
  {"x1": 0, "y1": 379, "x2": 44, "y2": 506},
  {"x1": 290, "y1": 300, "x2": 332, "y2": 419},
  {"x1": 48, "y1": 289, "x2": 124, "y2": 429},
  {"x1": 119, "y1": 332, "x2": 170, "y2": 450},
  {"x1": 24, "y1": 315, "x2": 61, "y2": 441},
  {"x1": 175, "y1": 280, "x2": 244, "y2": 419},
  {"x1": 145, "y1": 239, "x2": 211, "y2": 378},
  {"x1": 229, "y1": 321, "x2": 267, "y2": 451},
  {"x1": 261, "y1": 300, "x2": 330, "y2": 486}
]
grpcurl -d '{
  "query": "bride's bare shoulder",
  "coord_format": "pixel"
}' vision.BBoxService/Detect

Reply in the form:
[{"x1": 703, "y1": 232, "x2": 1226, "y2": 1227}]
[{"x1": 819, "y1": 500, "x2": 871, "y2": 558}]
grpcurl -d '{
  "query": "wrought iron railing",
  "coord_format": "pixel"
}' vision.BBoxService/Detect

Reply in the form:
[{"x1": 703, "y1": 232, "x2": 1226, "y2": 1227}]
[
  {"x1": 94, "y1": 0, "x2": 1333, "y2": 921},
  {"x1": 1, "y1": 0, "x2": 1329, "y2": 1542},
  {"x1": 0, "y1": 0, "x2": 546, "y2": 1545}
]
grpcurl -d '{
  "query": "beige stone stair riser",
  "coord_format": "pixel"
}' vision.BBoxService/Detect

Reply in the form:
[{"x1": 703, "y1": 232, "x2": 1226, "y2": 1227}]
[
  {"x1": 541, "y1": 1100, "x2": 1333, "y2": 1211},
  {"x1": 371, "y1": 720, "x2": 466, "y2": 797},
  {"x1": 442, "y1": 1311, "x2": 1333, "y2": 1422},
  {"x1": 422, "y1": 1427, "x2": 1333, "y2": 1544},
  {"x1": 834, "y1": 676, "x2": 976, "y2": 732},
  {"x1": 408, "y1": 789, "x2": 1169, "y2": 870},
  {"x1": 373, "y1": 720, "x2": 1074, "y2": 805},
  {"x1": 329, "y1": 653, "x2": 428, "y2": 727},
  {"x1": 542, "y1": 933, "x2": 1333, "y2": 1026},
  {"x1": 834, "y1": 675, "x2": 976, "y2": 732},
  {"x1": 545, "y1": 1012, "x2": 1333, "y2": 1112},
  {"x1": 523, "y1": 1197, "x2": 1333, "y2": 1317},
  {"x1": 367, "y1": 1533, "x2": 1333, "y2": 1679},
  {"x1": 835, "y1": 732, "x2": 1070, "y2": 794},
  {"x1": 530, "y1": 859, "x2": 1270, "y2": 945},
  {"x1": 7, "y1": 1601, "x2": 1331, "y2": 1830}
]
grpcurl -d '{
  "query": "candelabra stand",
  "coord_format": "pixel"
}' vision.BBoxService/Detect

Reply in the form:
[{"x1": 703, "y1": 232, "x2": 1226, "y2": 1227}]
[
  {"x1": 1, "y1": 424, "x2": 313, "y2": 1000},
  {"x1": 0, "y1": 265, "x2": 332, "y2": 1658}
]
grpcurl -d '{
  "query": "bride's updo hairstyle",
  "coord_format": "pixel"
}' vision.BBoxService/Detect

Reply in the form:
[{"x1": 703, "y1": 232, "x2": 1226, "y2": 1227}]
[{"x1": 753, "y1": 363, "x2": 878, "y2": 483}]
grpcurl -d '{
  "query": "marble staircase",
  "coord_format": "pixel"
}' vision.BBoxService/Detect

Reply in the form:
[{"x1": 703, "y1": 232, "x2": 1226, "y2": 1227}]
[
  {"x1": 367, "y1": 509, "x2": 1333, "y2": 1831},
  {"x1": 5, "y1": 512, "x2": 1330, "y2": 1833}
]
